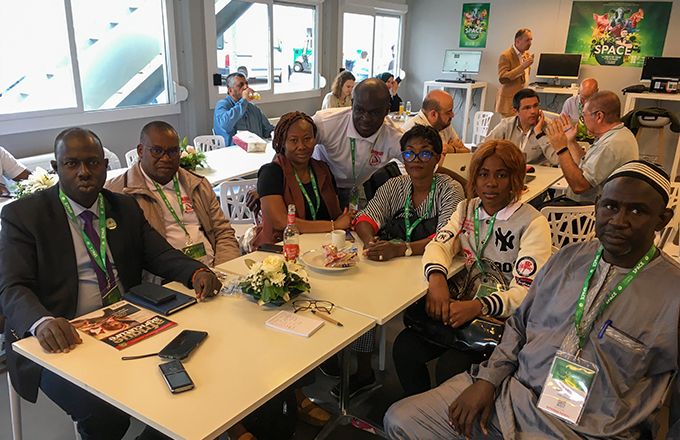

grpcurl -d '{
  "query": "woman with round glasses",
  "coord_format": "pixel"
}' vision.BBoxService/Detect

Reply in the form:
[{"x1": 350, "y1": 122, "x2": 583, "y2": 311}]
[
  {"x1": 333, "y1": 125, "x2": 465, "y2": 401},
  {"x1": 355, "y1": 124, "x2": 465, "y2": 261}
]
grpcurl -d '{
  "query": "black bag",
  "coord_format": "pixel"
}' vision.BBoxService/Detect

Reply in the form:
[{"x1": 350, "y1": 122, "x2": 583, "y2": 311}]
[{"x1": 404, "y1": 257, "x2": 508, "y2": 352}]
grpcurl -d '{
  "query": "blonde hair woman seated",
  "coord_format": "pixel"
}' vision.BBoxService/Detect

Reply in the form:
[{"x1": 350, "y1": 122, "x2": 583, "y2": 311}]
[{"x1": 321, "y1": 70, "x2": 355, "y2": 109}]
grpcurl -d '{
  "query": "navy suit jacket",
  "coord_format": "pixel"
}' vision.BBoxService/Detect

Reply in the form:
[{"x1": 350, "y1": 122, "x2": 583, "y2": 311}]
[{"x1": 0, "y1": 185, "x2": 206, "y2": 401}]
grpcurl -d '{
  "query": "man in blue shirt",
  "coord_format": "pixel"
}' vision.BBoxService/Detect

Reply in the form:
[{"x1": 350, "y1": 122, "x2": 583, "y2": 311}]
[{"x1": 213, "y1": 73, "x2": 274, "y2": 145}]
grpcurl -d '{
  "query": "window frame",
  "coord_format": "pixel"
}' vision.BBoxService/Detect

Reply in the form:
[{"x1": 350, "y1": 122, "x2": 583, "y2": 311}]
[
  {"x1": 205, "y1": 0, "x2": 325, "y2": 108},
  {"x1": 338, "y1": 0, "x2": 407, "y2": 80},
  {"x1": 0, "y1": 0, "x2": 182, "y2": 136}
]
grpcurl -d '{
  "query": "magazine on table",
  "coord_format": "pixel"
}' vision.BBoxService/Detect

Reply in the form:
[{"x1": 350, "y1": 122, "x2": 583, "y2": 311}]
[{"x1": 71, "y1": 301, "x2": 176, "y2": 350}]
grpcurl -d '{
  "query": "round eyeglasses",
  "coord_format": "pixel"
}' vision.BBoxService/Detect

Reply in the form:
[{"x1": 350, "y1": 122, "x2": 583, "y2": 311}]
[{"x1": 401, "y1": 150, "x2": 435, "y2": 162}]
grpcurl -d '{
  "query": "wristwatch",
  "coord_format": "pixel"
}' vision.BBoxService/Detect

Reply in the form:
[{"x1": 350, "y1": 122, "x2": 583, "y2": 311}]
[
  {"x1": 404, "y1": 242, "x2": 413, "y2": 257},
  {"x1": 477, "y1": 298, "x2": 489, "y2": 315}
]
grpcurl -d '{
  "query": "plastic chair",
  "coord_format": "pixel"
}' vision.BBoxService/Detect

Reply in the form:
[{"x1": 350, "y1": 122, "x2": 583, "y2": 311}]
[
  {"x1": 659, "y1": 183, "x2": 680, "y2": 249},
  {"x1": 471, "y1": 111, "x2": 494, "y2": 146},
  {"x1": 125, "y1": 149, "x2": 138, "y2": 167},
  {"x1": 218, "y1": 179, "x2": 258, "y2": 224},
  {"x1": 193, "y1": 135, "x2": 226, "y2": 152},
  {"x1": 103, "y1": 148, "x2": 122, "y2": 170},
  {"x1": 540, "y1": 205, "x2": 596, "y2": 253}
]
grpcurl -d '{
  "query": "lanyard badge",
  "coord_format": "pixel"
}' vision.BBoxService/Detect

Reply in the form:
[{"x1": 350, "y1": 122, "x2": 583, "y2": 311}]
[
  {"x1": 403, "y1": 177, "x2": 436, "y2": 242},
  {"x1": 538, "y1": 244, "x2": 655, "y2": 425}
]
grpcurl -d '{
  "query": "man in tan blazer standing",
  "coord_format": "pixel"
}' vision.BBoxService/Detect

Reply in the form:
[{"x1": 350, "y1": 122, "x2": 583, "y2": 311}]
[{"x1": 496, "y1": 28, "x2": 534, "y2": 117}]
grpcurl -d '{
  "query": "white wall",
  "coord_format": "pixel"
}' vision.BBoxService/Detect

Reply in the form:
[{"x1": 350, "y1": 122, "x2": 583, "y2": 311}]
[{"x1": 401, "y1": 0, "x2": 680, "y2": 116}]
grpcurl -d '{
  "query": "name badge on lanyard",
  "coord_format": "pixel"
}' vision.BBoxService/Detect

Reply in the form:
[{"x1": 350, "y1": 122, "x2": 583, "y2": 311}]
[
  {"x1": 182, "y1": 242, "x2": 207, "y2": 259},
  {"x1": 537, "y1": 350, "x2": 598, "y2": 425}
]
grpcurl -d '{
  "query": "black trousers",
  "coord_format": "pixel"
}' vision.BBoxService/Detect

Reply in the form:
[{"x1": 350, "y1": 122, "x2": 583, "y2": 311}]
[{"x1": 40, "y1": 369, "x2": 169, "y2": 440}]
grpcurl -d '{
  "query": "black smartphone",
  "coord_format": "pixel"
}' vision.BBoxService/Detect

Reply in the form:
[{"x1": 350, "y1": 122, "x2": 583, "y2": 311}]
[
  {"x1": 159, "y1": 360, "x2": 194, "y2": 393},
  {"x1": 159, "y1": 330, "x2": 208, "y2": 360},
  {"x1": 258, "y1": 243, "x2": 284, "y2": 254}
]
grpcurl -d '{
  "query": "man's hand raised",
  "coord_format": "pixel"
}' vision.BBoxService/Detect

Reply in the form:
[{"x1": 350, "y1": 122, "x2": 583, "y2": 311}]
[{"x1": 36, "y1": 318, "x2": 82, "y2": 353}]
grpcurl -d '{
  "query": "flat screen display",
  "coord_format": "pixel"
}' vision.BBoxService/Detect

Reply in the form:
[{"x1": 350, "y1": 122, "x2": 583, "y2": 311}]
[
  {"x1": 640, "y1": 57, "x2": 680, "y2": 80},
  {"x1": 536, "y1": 53, "x2": 582, "y2": 79},
  {"x1": 442, "y1": 50, "x2": 482, "y2": 74}
]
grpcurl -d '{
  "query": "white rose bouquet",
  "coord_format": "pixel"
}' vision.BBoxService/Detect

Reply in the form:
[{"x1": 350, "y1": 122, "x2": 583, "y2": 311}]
[
  {"x1": 15, "y1": 167, "x2": 59, "y2": 198},
  {"x1": 239, "y1": 256, "x2": 311, "y2": 305},
  {"x1": 178, "y1": 136, "x2": 207, "y2": 171}
]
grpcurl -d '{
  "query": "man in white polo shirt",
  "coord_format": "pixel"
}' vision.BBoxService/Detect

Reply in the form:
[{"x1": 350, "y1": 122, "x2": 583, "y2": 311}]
[
  {"x1": 545, "y1": 90, "x2": 638, "y2": 203},
  {"x1": 312, "y1": 78, "x2": 403, "y2": 208},
  {"x1": 0, "y1": 146, "x2": 30, "y2": 196}
]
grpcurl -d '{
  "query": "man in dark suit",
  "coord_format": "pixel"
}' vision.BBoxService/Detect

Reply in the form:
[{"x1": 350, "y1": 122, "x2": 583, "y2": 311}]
[
  {"x1": 496, "y1": 28, "x2": 534, "y2": 117},
  {"x1": 0, "y1": 127, "x2": 221, "y2": 440}
]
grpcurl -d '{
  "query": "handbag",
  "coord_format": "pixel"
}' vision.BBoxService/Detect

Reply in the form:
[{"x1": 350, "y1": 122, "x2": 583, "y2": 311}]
[{"x1": 404, "y1": 257, "x2": 508, "y2": 352}]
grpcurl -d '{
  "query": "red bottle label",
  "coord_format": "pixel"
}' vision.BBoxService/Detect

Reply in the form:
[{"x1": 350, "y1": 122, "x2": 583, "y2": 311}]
[{"x1": 283, "y1": 243, "x2": 299, "y2": 261}]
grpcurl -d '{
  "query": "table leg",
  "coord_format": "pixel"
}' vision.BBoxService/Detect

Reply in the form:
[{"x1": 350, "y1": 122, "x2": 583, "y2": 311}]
[
  {"x1": 462, "y1": 87, "x2": 473, "y2": 143},
  {"x1": 314, "y1": 348, "x2": 386, "y2": 439}
]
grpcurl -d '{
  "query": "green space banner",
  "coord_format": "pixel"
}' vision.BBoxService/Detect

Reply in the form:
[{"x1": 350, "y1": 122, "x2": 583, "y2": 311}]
[
  {"x1": 460, "y1": 3, "x2": 490, "y2": 48},
  {"x1": 565, "y1": 2, "x2": 672, "y2": 67}
]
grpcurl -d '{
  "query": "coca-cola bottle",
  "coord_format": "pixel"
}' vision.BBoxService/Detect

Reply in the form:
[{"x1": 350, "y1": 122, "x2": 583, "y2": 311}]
[{"x1": 283, "y1": 204, "x2": 300, "y2": 261}]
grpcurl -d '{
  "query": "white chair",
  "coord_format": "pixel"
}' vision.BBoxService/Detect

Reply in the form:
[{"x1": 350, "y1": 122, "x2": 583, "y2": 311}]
[
  {"x1": 125, "y1": 148, "x2": 138, "y2": 167},
  {"x1": 103, "y1": 148, "x2": 122, "y2": 170},
  {"x1": 193, "y1": 135, "x2": 225, "y2": 152},
  {"x1": 659, "y1": 183, "x2": 680, "y2": 249},
  {"x1": 218, "y1": 179, "x2": 258, "y2": 224},
  {"x1": 540, "y1": 205, "x2": 596, "y2": 253},
  {"x1": 471, "y1": 111, "x2": 494, "y2": 146}
]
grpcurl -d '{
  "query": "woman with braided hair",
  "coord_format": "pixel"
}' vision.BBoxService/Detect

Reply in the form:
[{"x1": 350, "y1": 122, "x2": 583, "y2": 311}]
[{"x1": 252, "y1": 111, "x2": 353, "y2": 248}]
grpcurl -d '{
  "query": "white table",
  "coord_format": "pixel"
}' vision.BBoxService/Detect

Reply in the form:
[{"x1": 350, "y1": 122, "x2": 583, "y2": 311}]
[
  {"x1": 13, "y1": 290, "x2": 374, "y2": 440},
  {"x1": 622, "y1": 91, "x2": 680, "y2": 114},
  {"x1": 522, "y1": 165, "x2": 564, "y2": 203},
  {"x1": 422, "y1": 81, "x2": 488, "y2": 144},
  {"x1": 105, "y1": 145, "x2": 276, "y2": 186},
  {"x1": 220, "y1": 235, "x2": 465, "y2": 326}
]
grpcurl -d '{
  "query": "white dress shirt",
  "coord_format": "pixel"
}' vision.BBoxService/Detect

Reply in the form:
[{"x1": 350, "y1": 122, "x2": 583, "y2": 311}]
[{"x1": 30, "y1": 193, "x2": 121, "y2": 334}]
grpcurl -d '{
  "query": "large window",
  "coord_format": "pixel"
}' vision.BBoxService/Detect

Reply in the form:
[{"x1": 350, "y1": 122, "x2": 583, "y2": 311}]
[
  {"x1": 341, "y1": 2, "x2": 406, "y2": 81},
  {"x1": 0, "y1": 0, "x2": 175, "y2": 120},
  {"x1": 209, "y1": 0, "x2": 322, "y2": 103}
]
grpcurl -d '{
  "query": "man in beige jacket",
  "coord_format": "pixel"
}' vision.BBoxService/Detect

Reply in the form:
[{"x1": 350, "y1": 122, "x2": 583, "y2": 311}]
[
  {"x1": 496, "y1": 28, "x2": 534, "y2": 117},
  {"x1": 106, "y1": 121, "x2": 240, "y2": 266}
]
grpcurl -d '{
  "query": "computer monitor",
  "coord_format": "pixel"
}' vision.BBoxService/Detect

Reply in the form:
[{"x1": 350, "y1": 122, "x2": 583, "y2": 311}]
[
  {"x1": 442, "y1": 50, "x2": 482, "y2": 75},
  {"x1": 536, "y1": 53, "x2": 581, "y2": 80},
  {"x1": 641, "y1": 57, "x2": 680, "y2": 80}
]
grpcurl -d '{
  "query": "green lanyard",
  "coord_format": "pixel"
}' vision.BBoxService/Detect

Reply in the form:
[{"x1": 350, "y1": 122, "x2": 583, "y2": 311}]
[
  {"x1": 472, "y1": 204, "x2": 497, "y2": 274},
  {"x1": 574, "y1": 244, "x2": 656, "y2": 350},
  {"x1": 349, "y1": 137, "x2": 357, "y2": 184},
  {"x1": 59, "y1": 189, "x2": 110, "y2": 280},
  {"x1": 153, "y1": 176, "x2": 190, "y2": 241},
  {"x1": 403, "y1": 177, "x2": 436, "y2": 242},
  {"x1": 293, "y1": 167, "x2": 321, "y2": 220}
]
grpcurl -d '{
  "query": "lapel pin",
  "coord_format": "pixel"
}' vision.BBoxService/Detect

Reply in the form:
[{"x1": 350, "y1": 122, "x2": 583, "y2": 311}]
[{"x1": 106, "y1": 218, "x2": 117, "y2": 230}]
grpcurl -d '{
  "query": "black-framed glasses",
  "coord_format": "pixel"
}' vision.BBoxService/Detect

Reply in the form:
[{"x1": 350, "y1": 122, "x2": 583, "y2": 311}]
[
  {"x1": 145, "y1": 146, "x2": 180, "y2": 159},
  {"x1": 401, "y1": 150, "x2": 435, "y2": 163},
  {"x1": 293, "y1": 300, "x2": 334, "y2": 314}
]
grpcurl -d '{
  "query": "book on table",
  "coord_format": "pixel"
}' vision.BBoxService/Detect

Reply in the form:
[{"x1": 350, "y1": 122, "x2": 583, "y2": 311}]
[
  {"x1": 265, "y1": 310, "x2": 324, "y2": 337},
  {"x1": 71, "y1": 301, "x2": 176, "y2": 350},
  {"x1": 123, "y1": 282, "x2": 197, "y2": 316}
]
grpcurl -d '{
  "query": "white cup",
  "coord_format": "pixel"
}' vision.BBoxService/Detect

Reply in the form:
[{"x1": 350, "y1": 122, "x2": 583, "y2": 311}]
[{"x1": 328, "y1": 230, "x2": 346, "y2": 249}]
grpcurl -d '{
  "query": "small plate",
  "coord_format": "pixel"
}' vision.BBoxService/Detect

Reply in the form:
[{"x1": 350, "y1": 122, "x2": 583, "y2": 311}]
[{"x1": 300, "y1": 249, "x2": 356, "y2": 272}]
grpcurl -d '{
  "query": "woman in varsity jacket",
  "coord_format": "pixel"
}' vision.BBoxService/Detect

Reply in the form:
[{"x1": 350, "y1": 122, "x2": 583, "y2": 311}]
[{"x1": 393, "y1": 139, "x2": 553, "y2": 397}]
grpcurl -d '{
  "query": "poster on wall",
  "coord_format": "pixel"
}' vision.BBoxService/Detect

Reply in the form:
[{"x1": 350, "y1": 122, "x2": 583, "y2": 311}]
[
  {"x1": 460, "y1": 3, "x2": 490, "y2": 48},
  {"x1": 565, "y1": 2, "x2": 672, "y2": 67}
]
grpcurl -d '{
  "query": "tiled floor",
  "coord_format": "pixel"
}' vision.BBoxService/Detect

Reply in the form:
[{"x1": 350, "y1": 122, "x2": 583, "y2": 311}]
[{"x1": 1, "y1": 312, "x2": 417, "y2": 440}]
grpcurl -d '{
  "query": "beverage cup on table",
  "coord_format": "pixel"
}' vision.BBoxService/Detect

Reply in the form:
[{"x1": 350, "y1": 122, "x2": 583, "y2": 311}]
[{"x1": 327, "y1": 229, "x2": 346, "y2": 249}]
